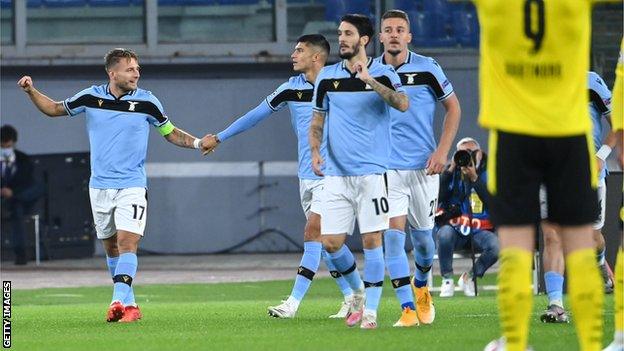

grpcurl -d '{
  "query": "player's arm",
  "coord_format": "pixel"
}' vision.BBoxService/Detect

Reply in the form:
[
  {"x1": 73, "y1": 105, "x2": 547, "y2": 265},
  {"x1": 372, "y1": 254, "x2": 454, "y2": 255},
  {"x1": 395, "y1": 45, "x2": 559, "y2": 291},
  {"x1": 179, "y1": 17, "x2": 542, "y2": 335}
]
[
  {"x1": 217, "y1": 101, "x2": 275, "y2": 143},
  {"x1": 17, "y1": 76, "x2": 67, "y2": 117},
  {"x1": 427, "y1": 94, "x2": 461, "y2": 175},
  {"x1": 366, "y1": 78, "x2": 409, "y2": 112},
  {"x1": 353, "y1": 62, "x2": 408, "y2": 112},
  {"x1": 309, "y1": 110, "x2": 325, "y2": 176},
  {"x1": 162, "y1": 124, "x2": 208, "y2": 150}
]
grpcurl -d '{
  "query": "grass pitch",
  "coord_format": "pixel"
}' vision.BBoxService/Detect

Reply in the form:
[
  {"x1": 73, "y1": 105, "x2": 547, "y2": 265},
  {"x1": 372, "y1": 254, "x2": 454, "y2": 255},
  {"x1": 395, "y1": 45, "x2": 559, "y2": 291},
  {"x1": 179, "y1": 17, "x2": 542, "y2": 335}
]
[{"x1": 11, "y1": 277, "x2": 615, "y2": 351}]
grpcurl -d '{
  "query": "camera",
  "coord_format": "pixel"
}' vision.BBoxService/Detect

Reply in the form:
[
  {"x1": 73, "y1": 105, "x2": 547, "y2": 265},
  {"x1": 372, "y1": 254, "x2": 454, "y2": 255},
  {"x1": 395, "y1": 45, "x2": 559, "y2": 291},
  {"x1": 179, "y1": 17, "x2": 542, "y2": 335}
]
[
  {"x1": 435, "y1": 203, "x2": 462, "y2": 226},
  {"x1": 453, "y1": 149, "x2": 476, "y2": 168}
]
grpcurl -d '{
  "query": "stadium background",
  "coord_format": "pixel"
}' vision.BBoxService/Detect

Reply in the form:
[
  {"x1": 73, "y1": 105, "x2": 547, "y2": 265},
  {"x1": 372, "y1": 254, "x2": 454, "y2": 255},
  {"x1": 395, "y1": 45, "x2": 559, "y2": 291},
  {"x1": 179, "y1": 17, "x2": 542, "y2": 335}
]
[{"x1": 0, "y1": 0, "x2": 622, "y2": 256}]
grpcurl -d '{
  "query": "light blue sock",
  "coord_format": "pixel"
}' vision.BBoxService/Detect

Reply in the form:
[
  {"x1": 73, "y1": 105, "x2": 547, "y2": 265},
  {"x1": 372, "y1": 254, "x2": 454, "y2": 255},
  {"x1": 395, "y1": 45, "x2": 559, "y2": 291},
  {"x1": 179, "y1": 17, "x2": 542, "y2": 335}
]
[
  {"x1": 410, "y1": 227, "x2": 435, "y2": 288},
  {"x1": 106, "y1": 256, "x2": 119, "y2": 277},
  {"x1": 384, "y1": 229, "x2": 415, "y2": 310},
  {"x1": 290, "y1": 241, "x2": 322, "y2": 301},
  {"x1": 322, "y1": 249, "x2": 353, "y2": 297},
  {"x1": 107, "y1": 255, "x2": 136, "y2": 306},
  {"x1": 597, "y1": 247, "x2": 606, "y2": 265},
  {"x1": 112, "y1": 253, "x2": 138, "y2": 304},
  {"x1": 363, "y1": 247, "x2": 385, "y2": 313},
  {"x1": 328, "y1": 245, "x2": 363, "y2": 291},
  {"x1": 544, "y1": 271, "x2": 564, "y2": 305}
]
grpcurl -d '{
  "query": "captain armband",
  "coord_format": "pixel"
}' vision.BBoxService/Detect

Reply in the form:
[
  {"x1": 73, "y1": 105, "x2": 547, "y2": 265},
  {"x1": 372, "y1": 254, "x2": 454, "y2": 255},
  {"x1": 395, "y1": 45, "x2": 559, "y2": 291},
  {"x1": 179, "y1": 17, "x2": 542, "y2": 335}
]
[{"x1": 157, "y1": 121, "x2": 175, "y2": 136}]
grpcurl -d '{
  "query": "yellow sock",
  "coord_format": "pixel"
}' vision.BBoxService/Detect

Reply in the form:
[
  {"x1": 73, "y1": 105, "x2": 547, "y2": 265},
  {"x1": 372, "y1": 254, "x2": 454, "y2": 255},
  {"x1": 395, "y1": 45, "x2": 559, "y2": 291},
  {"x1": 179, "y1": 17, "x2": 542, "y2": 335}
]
[
  {"x1": 615, "y1": 248, "x2": 623, "y2": 333},
  {"x1": 497, "y1": 248, "x2": 532, "y2": 351},
  {"x1": 566, "y1": 248, "x2": 604, "y2": 351}
]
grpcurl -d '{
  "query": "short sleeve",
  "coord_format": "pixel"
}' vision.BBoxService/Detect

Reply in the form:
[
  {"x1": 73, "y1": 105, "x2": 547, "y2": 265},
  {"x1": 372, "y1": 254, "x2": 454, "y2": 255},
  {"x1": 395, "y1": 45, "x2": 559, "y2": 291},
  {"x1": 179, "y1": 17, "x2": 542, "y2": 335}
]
[
  {"x1": 427, "y1": 58, "x2": 454, "y2": 101},
  {"x1": 589, "y1": 72, "x2": 612, "y2": 116},
  {"x1": 265, "y1": 81, "x2": 291, "y2": 111},
  {"x1": 313, "y1": 68, "x2": 330, "y2": 112},
  {"x1": 63, "y1": 87, "x2": 94, "y2": 117},
  {"x1": 142, "y1": 93, "x2": 169, "y2": 128},
  {"x1": 384, "y1": 66, "x2": 406, "y2": 94}
]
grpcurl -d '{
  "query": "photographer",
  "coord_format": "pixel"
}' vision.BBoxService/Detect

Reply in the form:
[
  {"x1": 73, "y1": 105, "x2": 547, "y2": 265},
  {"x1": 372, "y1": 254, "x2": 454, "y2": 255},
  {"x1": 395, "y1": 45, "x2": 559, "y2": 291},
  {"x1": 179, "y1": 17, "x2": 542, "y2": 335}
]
[{"x1": 435, "y1": 137, "x2": 499, "y2": 297}]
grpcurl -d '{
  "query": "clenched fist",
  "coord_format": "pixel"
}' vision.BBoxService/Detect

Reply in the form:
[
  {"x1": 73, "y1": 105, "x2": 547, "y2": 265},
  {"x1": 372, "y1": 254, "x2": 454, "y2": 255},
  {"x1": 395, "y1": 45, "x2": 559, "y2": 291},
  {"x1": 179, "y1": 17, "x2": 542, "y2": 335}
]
[{"x1": 17, "y1": 76, "x2": 34, "y2": 93}]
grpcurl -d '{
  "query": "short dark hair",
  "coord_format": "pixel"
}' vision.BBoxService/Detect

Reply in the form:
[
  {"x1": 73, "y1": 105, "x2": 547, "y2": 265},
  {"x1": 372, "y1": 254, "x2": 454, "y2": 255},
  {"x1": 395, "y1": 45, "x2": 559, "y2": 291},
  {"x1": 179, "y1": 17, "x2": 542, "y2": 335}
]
[
  {"x1": 381, "y1": 9, "x2": 411, "y2": 28},
  {"x1": 1, "y1": 125, "x2": 17, "y2": 143},
  {"x1": 104, "y1": 48, "x2": 139, "y2": 72},
  {"x1": 297, "y1": 34, "x2": 331, "y2": 56},
  {"x1": 340, "y1": 14, "x2": 374, "y2": 47}
]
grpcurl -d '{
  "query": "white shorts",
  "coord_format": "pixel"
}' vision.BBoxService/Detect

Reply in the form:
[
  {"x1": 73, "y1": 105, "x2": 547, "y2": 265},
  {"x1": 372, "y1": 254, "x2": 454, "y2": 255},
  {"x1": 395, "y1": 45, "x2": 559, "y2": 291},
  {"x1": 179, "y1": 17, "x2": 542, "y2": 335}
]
[
  {"x1": 299, "y1": 179, "x2": 324, "y2": 218},
  {"x1": 387, "y1": 169, "x2": 439, "y2": 230},
  {"x1": 539, "y1": 178, "x2": 606, "y2": 230},
  {"x1": 321, "y1": 174, "x2": 389, "y2": 235},
  {"x1": 89, "y1": 187, "x2": 148, "y2": 239}
]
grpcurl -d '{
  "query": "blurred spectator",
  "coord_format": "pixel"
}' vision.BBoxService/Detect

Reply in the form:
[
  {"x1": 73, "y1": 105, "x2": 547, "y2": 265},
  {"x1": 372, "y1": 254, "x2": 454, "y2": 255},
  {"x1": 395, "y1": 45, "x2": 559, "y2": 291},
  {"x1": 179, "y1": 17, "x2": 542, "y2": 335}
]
[
  {"x1": 435, "y1": 137, "x2": 499, "y2": 297},
  {"x1": 1, "y1": 125, "x2": 43, "y2": 265}
]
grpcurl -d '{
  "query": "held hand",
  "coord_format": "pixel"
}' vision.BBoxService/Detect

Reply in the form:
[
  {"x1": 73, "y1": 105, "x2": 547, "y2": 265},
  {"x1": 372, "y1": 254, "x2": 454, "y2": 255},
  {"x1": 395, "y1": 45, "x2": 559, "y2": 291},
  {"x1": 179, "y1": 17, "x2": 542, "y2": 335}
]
[
  {"x1": 311, "y1": 151, "x2": 324, "y2": 177},
  {"x1": 1, "y1": 187, "x2": 13, "y2": 199},
  {"x1": 201, "y1": 134, "x2": 219, "y2": 155},
  {"x1": 353, "y1": 61, "x2": 371, "y2": 83},
  {"x1": 426, "y1": 149, "x2": 448, "y2": 175},
  {"x1": 460, "y1": 164, "x2": 478, "y2": 182},
  {"x1": 17, "y1": 76, "x2": 34, "y2": 93}
]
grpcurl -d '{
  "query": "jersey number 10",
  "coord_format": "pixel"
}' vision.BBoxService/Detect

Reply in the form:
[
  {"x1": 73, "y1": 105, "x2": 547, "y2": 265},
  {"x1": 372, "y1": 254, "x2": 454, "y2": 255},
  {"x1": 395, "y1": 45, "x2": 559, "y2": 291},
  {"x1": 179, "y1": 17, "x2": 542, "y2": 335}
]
[{"x1": 523, "y1": 0, "x2": 545, "y2": 53}]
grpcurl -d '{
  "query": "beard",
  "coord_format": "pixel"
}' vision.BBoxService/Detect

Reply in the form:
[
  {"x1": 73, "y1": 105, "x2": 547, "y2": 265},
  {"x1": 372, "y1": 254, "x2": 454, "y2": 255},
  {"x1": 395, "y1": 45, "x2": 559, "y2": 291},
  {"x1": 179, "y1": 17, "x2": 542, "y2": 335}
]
[
  {"x1": 339, "y1": 43, "x2": 360, "y2": 59},
  {"x1": 386, "y1": 48, "x2": 402, "y2": 56}
]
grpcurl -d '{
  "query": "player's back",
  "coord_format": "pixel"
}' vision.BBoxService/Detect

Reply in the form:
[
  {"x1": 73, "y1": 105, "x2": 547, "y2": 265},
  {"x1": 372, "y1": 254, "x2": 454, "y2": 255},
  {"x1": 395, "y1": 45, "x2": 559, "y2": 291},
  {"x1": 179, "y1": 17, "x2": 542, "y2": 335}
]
[{"x1": 475, "y1": 0, "x2": 592, "y2": 137}]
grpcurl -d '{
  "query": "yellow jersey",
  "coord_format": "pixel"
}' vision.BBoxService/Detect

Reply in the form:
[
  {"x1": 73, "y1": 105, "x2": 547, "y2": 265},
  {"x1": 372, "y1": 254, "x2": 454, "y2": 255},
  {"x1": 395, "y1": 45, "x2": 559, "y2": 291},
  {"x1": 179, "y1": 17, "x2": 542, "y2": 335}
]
[
  {"x1": 612, "y1": 39, "x2": 623, "y2": 132},
  {"x1": 475, "y1": 0, "x2": 593, "y2": 136}
]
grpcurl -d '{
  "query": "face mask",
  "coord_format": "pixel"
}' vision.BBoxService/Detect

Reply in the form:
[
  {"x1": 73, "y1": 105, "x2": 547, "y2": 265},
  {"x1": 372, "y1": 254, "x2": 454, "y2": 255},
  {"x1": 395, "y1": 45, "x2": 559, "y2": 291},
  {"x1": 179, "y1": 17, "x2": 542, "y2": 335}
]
[{"x1": 1, "y1": 147, "x2": 14, "y2": 161}]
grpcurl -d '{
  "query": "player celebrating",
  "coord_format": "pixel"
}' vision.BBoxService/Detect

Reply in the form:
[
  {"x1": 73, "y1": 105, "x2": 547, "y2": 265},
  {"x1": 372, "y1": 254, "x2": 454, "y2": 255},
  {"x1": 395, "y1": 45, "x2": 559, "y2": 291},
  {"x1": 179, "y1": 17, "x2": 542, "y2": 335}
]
[
  {"x1": 309, "y1": 14, "x2": 408, "y2": 329},
  {"x1": 202, "y1": 35, "x2": 355, "y2": 319},
  {"x1": 475, "y1": 1, "x2": 605, "y2": 350},
  {"x1": 376, "y1": 9, "x2": 461, "y2": 326},
  {"x1": 17, "y1": 48, "x2": 211, "y2": 323}
]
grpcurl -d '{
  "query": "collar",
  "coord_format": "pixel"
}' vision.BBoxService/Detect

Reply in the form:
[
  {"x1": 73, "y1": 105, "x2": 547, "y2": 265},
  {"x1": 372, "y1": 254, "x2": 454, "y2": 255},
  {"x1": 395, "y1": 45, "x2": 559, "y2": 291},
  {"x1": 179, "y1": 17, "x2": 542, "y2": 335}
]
[
  {"x1": 301, "y1": 73, "x2": 315, "y2": 87},
  {"x1": 381, "y1": 51, "x2": 411, "y2": 69},
  {"x1": 105, "y1": 83, "x2": 136, "y2": 100}
]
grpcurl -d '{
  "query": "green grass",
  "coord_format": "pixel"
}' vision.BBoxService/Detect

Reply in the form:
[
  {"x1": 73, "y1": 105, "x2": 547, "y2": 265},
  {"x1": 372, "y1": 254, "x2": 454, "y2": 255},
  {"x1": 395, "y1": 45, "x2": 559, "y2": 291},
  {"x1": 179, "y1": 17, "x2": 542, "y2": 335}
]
[{"x1": 10, "y1": 278, "x2": 615, "y2": 351}]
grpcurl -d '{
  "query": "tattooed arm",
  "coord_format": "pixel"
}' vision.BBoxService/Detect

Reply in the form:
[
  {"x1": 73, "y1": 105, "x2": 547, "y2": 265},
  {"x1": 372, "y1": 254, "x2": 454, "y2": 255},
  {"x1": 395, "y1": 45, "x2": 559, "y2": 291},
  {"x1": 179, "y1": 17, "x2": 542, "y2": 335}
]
[
  {"x1": 308, "y1": 110, "x2": 326, "y2": 176},
  {"x1": 164, "y1": 127, "x2": 202, "y2": 149},
  {"x1": 364, "y1": 77, "x2": 409, "y2": 112},
  {"x1": 353, "y1": 61, "x2": 409, "y2": 112}
]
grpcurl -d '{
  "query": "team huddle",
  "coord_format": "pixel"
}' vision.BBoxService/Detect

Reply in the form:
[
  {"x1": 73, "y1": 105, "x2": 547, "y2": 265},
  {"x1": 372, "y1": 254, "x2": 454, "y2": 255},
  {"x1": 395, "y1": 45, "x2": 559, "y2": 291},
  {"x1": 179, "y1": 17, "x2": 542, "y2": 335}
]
[{"x1": 16, "y1": 1, "x2": 624, "y2": 351}]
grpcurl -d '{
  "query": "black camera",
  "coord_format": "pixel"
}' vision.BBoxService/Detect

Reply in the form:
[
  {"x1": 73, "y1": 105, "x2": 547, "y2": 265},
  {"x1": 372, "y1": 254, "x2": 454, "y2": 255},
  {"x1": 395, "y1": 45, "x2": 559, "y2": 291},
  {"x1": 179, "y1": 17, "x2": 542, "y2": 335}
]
[
  {"x1": 435, "y1": 203, "x2": 462, "y2": 226},
  {"x1": 453, "y1": 149, "x2": 476, "y2": 167}
]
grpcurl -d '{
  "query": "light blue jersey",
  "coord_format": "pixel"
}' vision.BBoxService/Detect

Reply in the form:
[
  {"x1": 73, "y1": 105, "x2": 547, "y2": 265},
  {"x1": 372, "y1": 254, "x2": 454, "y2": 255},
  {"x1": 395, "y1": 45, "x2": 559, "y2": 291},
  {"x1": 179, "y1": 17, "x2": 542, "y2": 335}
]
[
  {"x1": 376, "y1": 51, "x2": 454, "y2": 170},
  {"x1": 217, "y1": 73, "x2": 323, "y2": 180},
  {"x1": 63, "y1": 84, "x2": 170, "y2": 189},
  {"x1": 588, "y1": 71, "x2": 612, "y2": 180},
  {"x1": 313, "y1": 58, "x2": 405, "y2": 176}
]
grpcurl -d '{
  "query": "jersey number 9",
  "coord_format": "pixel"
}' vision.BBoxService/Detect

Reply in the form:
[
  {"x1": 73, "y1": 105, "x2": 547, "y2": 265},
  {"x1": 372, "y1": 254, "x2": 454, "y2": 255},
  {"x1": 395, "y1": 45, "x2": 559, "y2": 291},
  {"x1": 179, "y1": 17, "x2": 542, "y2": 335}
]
[{"x1": 523, "y1": 0, "x2": 545, "y2": 53}]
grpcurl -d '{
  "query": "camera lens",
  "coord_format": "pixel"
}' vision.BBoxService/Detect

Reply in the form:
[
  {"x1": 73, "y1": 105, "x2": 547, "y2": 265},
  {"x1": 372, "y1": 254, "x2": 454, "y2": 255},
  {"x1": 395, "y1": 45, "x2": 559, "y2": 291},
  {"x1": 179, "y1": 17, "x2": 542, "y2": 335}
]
[{"x1": 453, "y1": 150, "x2": 472, "y2": 167}]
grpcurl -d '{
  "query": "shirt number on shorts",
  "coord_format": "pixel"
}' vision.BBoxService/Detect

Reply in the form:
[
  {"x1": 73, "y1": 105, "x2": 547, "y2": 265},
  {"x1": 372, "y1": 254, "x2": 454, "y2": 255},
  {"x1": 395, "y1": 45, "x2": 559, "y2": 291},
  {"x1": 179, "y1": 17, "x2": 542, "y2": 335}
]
[
  {"x1": 429, "y1": 199, "x2": 437, "y2": 217},
  {"x1": 132, "y1": 204, "x2": 145, "y2": 220},
  {"x1": 372, "y1": 197, "x2": 389, "y2": 216}
]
